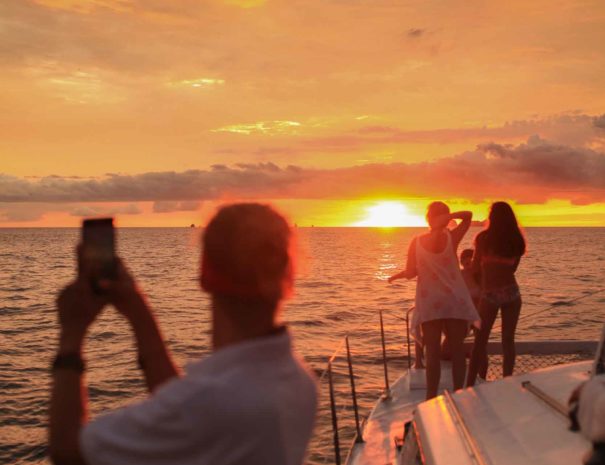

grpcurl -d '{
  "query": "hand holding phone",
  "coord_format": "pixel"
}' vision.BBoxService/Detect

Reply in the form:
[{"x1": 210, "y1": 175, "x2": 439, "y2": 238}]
[{"x1": 81, "y1": 218, "x2": 117, "y2": 294}]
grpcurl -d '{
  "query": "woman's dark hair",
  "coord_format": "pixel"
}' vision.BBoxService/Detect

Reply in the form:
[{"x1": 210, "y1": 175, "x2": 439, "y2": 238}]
[
  {"x1": 479, "y1": 202, "x2": 526, "y2": 257},
  {"x1": 426, "y1": 201, "x2": 450, "y2": 229}
]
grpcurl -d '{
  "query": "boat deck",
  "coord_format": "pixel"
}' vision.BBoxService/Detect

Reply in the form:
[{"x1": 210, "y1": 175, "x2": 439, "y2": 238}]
[
  {"x1": 416, "y1": 361, "x2": 592, "y2": 465},
  {"x1": 346, "y1": 364, "x2": 454, "y2": 465},
  {"x1": 347, "y1": 361, "x2": 592, "y2": 465}
]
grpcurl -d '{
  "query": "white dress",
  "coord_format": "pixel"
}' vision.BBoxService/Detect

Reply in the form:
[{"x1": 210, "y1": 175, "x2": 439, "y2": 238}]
[{"x1": 411, "y1": 231, "x2": 480, "y2": 339}]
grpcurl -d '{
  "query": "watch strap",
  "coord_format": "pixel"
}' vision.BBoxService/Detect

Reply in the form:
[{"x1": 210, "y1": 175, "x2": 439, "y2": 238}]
[{"x1": 52, "y1": 352, "x2": 85, "y2": 374}]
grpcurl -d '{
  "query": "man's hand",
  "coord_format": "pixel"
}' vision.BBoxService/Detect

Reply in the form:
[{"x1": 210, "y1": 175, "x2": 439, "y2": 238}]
[
  {"x1": 102, "y1": 258, "x2": 151, "y2": 325},
  {"x1": 100, "y1": 257, "x2": 179, "y2": 392},
  {"x1": 56, "y1": 246, "x2": 108, "y2": 352}
]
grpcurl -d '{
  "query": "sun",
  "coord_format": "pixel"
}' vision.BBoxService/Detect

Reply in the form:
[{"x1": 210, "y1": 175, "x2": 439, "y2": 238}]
[{"x1": 353, "y1": 201, "x2": 425, "y2": 227}]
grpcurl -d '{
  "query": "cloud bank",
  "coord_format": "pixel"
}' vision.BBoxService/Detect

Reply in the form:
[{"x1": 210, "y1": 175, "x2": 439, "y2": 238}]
[
  {"x1": 0, "y1": 163, "x2": 303, "y2": 203},
  {"x1": 1, "y1": 138, "x2": 604, "y2": 209}
]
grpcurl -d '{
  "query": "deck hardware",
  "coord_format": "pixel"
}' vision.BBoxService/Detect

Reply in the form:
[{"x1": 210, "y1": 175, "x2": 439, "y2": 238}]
[
  {"x1": 405, "y1": 307, "x2": 413, "y2": 370},
  {"x1": 345, "y1": 336, "x2": 364, "y2": 443},
  {"x1": 521, "y1": 380, "x2": 568, "y2": 417},
  {"x1": 327, "y1": 362, "x2": 342, "y2": 465},
  {"x1": 444, "y1": 390, "x2": 490, "y2": 465},
  {"x1": 394, "y1": 421, "x2": 412, "y2": 451},
  {"x1": 379, "y1": 310, "x2": 391, "y2": 400}
]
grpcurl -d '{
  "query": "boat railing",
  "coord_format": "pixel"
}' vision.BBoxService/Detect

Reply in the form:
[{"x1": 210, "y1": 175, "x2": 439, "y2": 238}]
[
  {"x1": 313, "y1": 307, "x2": 414, "y2": 465},
  {"x1": 309, "y1": 287, "x2": 604, "y2": 465}
]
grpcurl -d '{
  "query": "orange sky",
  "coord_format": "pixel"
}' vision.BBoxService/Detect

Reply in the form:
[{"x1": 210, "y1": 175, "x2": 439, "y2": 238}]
[{"x1": 1, "y1": 0, "x2": 605, "y2": 226}]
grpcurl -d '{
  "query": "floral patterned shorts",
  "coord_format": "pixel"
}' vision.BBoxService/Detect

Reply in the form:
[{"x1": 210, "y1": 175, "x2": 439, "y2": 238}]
[{"x1": 482, "y1": 285, "x2": 521, "y2": 307}]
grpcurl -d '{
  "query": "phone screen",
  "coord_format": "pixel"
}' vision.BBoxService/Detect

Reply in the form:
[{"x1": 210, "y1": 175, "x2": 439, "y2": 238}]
[{"x1": 82, "y1": 218, "x2": 117, "y2": 293}]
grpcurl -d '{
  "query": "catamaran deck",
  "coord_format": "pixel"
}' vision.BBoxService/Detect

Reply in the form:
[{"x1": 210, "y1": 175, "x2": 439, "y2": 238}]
[
  {"x1": 347, "y1": 361, "x2": 592, "y2": 465},
  {"x1": 346, "y1": 364, "x2": 455, "y2": 465}
]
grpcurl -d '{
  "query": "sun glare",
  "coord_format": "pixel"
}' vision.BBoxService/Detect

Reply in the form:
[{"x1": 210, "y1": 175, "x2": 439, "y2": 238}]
[{"x1": 353, "y1": 201, "x2": 425, "y2": 227}]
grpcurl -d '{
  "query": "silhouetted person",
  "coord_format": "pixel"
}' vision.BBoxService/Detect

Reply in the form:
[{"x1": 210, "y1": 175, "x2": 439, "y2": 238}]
[
  {"x1": 49, "y1": 203, "x2": 318, "y2": 465},
  {"x1": 388, "y1": 202, "x2": 479, "y2": 399},
  {"x1": 460, "y1": 248, "x2": 481, "y2": 309},
  {"x1": 440, "y1": 248, "x2": 481, "y2": 363},
  {"x1": 467, "y1": 201, "x2": 526, "y2": 386}
]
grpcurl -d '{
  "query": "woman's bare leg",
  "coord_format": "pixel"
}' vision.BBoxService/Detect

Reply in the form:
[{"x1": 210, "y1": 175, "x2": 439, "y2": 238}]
[
  {"x1": 466, "y1": 300, "x2": 499, "y2": 387},
  {"x1": 414, "y1": 340, "x2": 425, "y2": 369},
  {"x1": 444, "y1": 319, "x2": 469, "y2": 391},
  {"x1": 501, "y1": 297, "x2": 522, "y2": 377},
  {"x1": 422, "y1": 320, "x2": 443, "y2": 400}
]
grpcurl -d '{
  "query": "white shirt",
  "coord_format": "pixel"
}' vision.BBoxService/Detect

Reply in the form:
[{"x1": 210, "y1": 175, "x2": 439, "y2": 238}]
[
  {"x1": 578, "y1": 375, "x2": 605, "y2": 442},
  {"x1": 81, "y1": 330, "x2": 318, "y2": 465}
]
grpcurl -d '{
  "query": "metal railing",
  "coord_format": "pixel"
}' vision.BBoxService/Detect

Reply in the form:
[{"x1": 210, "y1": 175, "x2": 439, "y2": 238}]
[
  {"x1": 313, "y1": 288, "x2": 604, "y2": 465},
  {"x1": 318, "y1": 307, "x2": 414, "y2": 465}
]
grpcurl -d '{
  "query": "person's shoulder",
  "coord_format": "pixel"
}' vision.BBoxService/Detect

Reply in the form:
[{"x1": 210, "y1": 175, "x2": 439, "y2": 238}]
[
  {"x1": 153, "y1": 371, "x2": 230, "y2": 412},
  {"x1": 294, "y1": 355, "x2": 320, "y2": 395},
  {"x1": 475, "y1": 230, "x2": 487, "y2": 244},
  {"x1": 412, "y1": 233, "x2": 428, "y2": 246}
]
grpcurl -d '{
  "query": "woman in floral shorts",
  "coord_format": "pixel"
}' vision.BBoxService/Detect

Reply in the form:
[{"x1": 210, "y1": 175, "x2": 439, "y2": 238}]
[{"x1": 467, "y1": 201, "x2": 526, "y2": 385}]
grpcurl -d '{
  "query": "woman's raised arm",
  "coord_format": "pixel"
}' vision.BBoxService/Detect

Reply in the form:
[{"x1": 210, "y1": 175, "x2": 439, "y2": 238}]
[{"x1": 450, "y1": 211, "x2": 472, "y2": 249}]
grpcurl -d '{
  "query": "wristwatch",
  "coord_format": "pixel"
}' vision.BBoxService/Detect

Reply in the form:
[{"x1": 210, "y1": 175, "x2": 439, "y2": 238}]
[{"x1": 52, "y1": 353, "x2": 85, "y2": 374}]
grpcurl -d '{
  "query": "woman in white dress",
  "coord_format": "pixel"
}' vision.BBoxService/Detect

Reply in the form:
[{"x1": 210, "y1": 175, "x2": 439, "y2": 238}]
[{"x1": 389, "y1": 202, "x2": 479, "y2": 399}]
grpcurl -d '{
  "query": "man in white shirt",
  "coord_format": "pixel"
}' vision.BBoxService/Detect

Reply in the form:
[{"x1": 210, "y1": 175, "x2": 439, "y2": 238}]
[{"x1": 49, "y1": 203, "x2": 318, "y2": 465}]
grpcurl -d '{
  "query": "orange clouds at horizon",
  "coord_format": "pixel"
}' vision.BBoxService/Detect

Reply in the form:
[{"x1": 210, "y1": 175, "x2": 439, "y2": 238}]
[{"x1": 1, "y1": 198, "x2": 604, "y2": 229}]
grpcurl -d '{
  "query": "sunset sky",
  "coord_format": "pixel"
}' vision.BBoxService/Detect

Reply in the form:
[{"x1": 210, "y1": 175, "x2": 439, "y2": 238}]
[{"x1": 1, "y1": 0, "x2": 605, "y2": 227}]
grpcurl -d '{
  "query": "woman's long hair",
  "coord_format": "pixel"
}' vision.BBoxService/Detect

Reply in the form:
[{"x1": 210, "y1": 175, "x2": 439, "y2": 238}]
[{"x1": 480, "y1": 202, "x2": 526, "y2": 257}]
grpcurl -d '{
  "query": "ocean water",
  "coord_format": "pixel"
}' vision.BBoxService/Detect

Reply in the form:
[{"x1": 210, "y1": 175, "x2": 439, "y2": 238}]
[{"x1": 1, "y1": 227, "x2": 604, "y2": 464}]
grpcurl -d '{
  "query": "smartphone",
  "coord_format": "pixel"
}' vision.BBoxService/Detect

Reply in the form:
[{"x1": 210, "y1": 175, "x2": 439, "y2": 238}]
[{"x1": 82, "y1": 218, "x2": 117, "y2": 293}]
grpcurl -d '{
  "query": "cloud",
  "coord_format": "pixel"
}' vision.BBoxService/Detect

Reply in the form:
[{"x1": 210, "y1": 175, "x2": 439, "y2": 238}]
[
  {"x1": 292, "y1": 136, "x2": 605, "y2": 204},
  {"x1": 0, "y1": 204, "x2": 46, "y2": 221},
  {"x1": 296, "y1": 114, "x2": 605, "y2": 153},
  {"x1": 594, "y1": 114, "x2": 605, "y2": 129},
  {"x1": 70, "y1": 203, "x2": 142, "y2": 216},
  {"x1": 168, "y1": 78, "x2": 225, "y2": 89},
  {"x1": 407, "y1": 28, "x2": 425, "y2": 38},
  {"x1": 107, "y1": 203, "x2": 142, "y2": 215},
  {"x1": 152, "y1": 201, "x2": 201, "y2": 213},
  {"x1": 211, "y1": 120, "x2": 302, "y2": 135},
  {"x1": 0, "y1": 163, "x2": 304, "y2": 203},
  {"x1": 70, "y1": 205, "x2": 102, "y2": 217},
  {"x1": 1, "y1": 138, "x2": 604, "y2": 209}
]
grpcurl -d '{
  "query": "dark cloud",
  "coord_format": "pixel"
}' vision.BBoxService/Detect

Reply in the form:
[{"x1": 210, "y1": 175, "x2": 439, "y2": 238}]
[
  {"x1": 594, "y1": 114, "x2": 605, "y2": 129},
  {"x1": 1, "y1": 139, "x2": 604, "y2": 209},
  {"x1": 476, "y1": 135, "x2": 605, "y2": 189},
  {"x1": 0, "y1": 163, "x2": 305, "y2": 203},
  {"x1": 407, "y1": 28, "x2": 425, "y2": 38},
  {"x1": 290, "y1": 136, "x2": 605, "y2": 204}
]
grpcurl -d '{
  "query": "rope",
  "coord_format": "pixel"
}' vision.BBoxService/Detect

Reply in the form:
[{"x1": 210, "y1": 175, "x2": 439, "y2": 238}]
[
  {"x1": 493, "y1": 287, "x2": 605, "y2": 331},
  {"x1": 316, "y1": 288, "x2": 604, "y2": 381}
]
